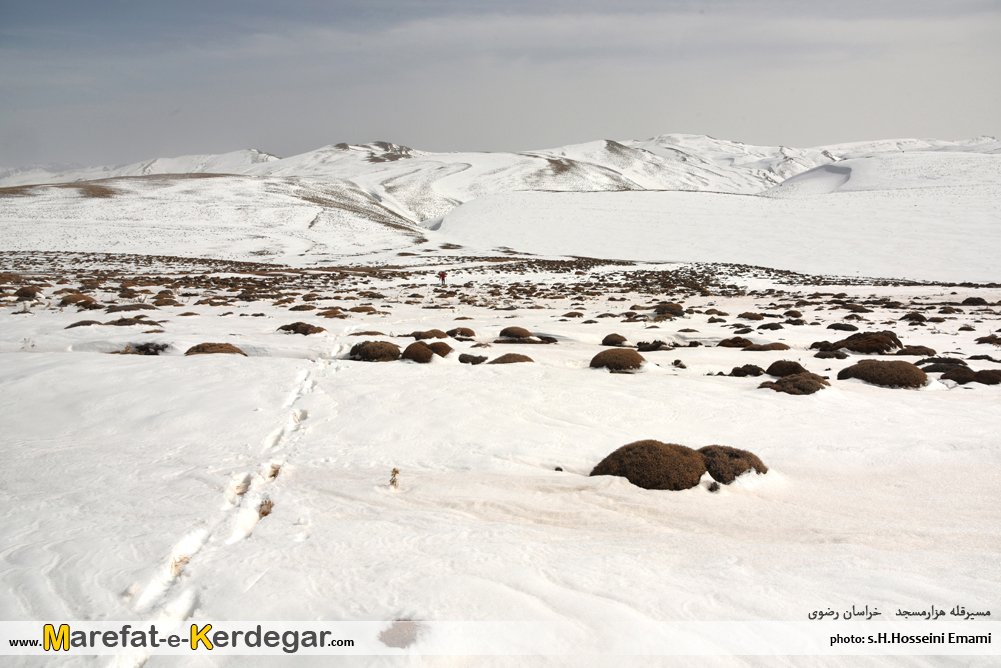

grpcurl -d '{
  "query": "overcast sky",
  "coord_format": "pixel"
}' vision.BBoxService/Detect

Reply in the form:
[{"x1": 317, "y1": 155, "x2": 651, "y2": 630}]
[{"x1": 1, "y1": 0, "x2": 999, "y2": 167}]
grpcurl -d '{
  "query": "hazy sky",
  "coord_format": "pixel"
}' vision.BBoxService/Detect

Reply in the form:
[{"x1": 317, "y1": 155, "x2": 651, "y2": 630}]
[{"x1": 2, "y1": 0, "x2": 999, "y2": 167}]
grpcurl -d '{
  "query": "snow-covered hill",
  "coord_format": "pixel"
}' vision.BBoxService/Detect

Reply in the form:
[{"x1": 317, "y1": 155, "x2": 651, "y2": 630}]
[
  {"x1": 435, "y1": 149, "x2": 1001, "y2": 283},
  {"x1": 0, "y1": 174, "x2": 420, "y2": 265},
  {"x1": 2, "y1": 134, "x2": 999, "y2": 280},
  {"x1": 0, "y1": 149, "x2": 280, "y2": 188}
]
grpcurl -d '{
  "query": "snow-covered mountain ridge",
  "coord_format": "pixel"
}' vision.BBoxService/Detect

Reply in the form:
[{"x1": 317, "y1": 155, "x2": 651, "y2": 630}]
[
  {"x1": 4, "y1": 134, "x2": 998, "y2": 225},
  {"x1": 3, "y1": 133, "x2": 999, "y2": 280}
]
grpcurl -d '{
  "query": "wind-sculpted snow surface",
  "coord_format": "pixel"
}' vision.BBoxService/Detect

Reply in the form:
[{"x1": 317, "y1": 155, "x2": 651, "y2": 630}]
[
  {"x1": 2, "y1": 249, "x2": 1000, "y2": 664},
  {"x1": 763, "y1": 151, "x2": 1001, "y2": 198},
  {"x1": 438, "y1": 150, "x2": 1001, "y2": 283},
  {"x1": 0, "y1": 174, "x2": 421, "y2": 263},
  {"x1": 2, "y1": 134, "x2": 1000, "y2": 665},
  {"x1": 0, "y1": 149, "x2": 279, "y2": 187}
]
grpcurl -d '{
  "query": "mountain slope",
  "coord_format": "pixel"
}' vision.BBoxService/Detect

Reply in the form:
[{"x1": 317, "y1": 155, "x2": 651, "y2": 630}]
[
  {"x1": 0, "y1": 174, "x2": 421, "y2": 263},
  {"x1": 0, "y1": 149, "x2": 279, "y2": 188},
  {"x1": 435, "y1": 149, "x2": 1001, "y2": 282}
]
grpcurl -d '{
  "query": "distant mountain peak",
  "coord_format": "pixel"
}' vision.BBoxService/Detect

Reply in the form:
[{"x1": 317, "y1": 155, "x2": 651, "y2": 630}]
[{"x1": 331, "y1": 141, "x2": 416, "y2": 163}]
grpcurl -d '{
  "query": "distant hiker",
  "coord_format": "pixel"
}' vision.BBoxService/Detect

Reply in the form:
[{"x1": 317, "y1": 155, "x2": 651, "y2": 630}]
[{"x1": 439, "y1": 271, "x2": 447, "y2": 286}]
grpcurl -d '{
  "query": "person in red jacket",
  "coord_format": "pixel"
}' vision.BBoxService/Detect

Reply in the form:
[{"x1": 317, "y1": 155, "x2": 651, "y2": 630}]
[{"x1": 438, "y1": 271, "x2": 447, "y2": 286}]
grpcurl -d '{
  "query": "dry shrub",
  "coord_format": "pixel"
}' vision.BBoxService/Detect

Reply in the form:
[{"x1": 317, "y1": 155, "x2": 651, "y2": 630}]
[
  {"x1": 729, "y1": 364, "x2": 764, "y2": 377},
  {"x1": 940, "y1": 367, "x2": 975, "y2": 384},
  {"x1": 637, "y1": 340, "x2": 668, "y2": 352},
  {"x1": 349, "y1": 331, "x2": 385, "y2": 336},
  {"x1": 590, "y1": 440, "x2": 706, "y2": 491},
  {"x1": 277, "y1": 322, "x2": 326, "y2": 335},
  {"x1": 132, "y1": 342, "x2": 169, "y2": 356},
  {"x1": 65, "y1": 183, "x2": 115, "y2": 198},
  {"x1": 349, "y1": 341, "x2": 401, "y2": 362},
  {"x1": 837, "y1": 360, "x2": 927, "y2": 388},
  {"x1": 942, "y1": 368, "x2": 1001, "y2": 385},
  {"x1": 896, "y1": 345, "x2": 936, "y2": 356},
  {"x1": 765, "y1": 360, "x2": 807, "y2": 377},
  {"x1": 655, "y1": 303, "x2": 685, "y2": 317},
  {"x1": 698, "y1": 445, "x2": 768, "y2": 484},
  {"x1": 184, "y1": 343, "x2": 247, "y2": 356},
  {"x1": 427, "y1": 341, "x2": 453, "y2": 357},
  {"x1": 106, "y1": 303, "x2": 159, "y2": 314},
  {"x1": 602, "y1": 333, "x2": 627, "y2": 347},
  {"x1": 487, "y1": 353, "x2": 534, "y2": 364},
  {"x1": 827, "y1": 323, "x2": 858, "y2": 332},
  {"x1": 106, "y1": 316, "x2": 155, "y2": 327},
  {"x1": 59, "y1": 293, "x2": 97, "y2": 308},
  {"x1": 402, "y1": 341, "x2": 434, "y2": 363},
  {"x1": 916, "y1": 357, "x2": 966, "y2": 367},
  {"x1": 975, "y1": 334, "x2": 1001, "y2": 346},
  {"x1": 317, "y1": 309, "x2": 349, "y2": 319},
  {"x1": 738, "y1": 312, "x2": 765, "y2": 321},
  {"x1": 962, "y1": 296, "x2": 989, "y2": 306},
  {"x1": 289, "y1": 304, "x2": 316, "y2": 312},
  {"x1": 499, "y1": 326, "x2": 532, "y2": 339},
  {"x1": 66, "y1": 320, "x2": 103, "y2": 329},
  {"x1": 447, "y1": 327, "x2": 475, "y2": 338},
  {"x1": 833, "y1": 331, "x2": 902, "y2": 354},
  {"x1": 920, "y1": 363, "x2": 966, "y2": 373},
  {"x1": 412, "y1": 329, "x2": 447, "y2": 340},
  {"x1": 814, "y1": 350, "x2": 847, "y2": 360},
  {"x1": 590, "y1": 348, "x2": 645, "y2": 372},
  {"x1": 743, "y1": 343, "x2": 790, "y2": 351},
  {"x1": 718, "y1": 337, "x2": 753, "y2": 348},
  {"x1": 15, "y1": 286, "x2": 41, "y2": 301},
  {"x1": 975, "y1": 370, "x2": 1001, "y2": 385},
  {"x1": 458, "y1": 354, "x2": 487, "y2": 365},
  {"x1": 759, "y1": 372, "x2": 830, "y2": 395}
]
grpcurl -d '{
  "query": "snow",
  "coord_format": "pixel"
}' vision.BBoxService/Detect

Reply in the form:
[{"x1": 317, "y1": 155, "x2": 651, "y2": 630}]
[
  {"x1": 764, "y1": 152, "x2": 1001, "y2": 197},
  {"x1": 0, "y1": 150, "x2": 279, "y2": 188},
  {"x1": 0, "y1": 175, "x2": 418, "y2": 265},
  {"x1": 4, "y1": 282, "x2": 1000, "y2": 641},
  {"x1": 437, "y1": 151, "x2": 1001, "y2": 283},
  {"x1": 1, "y1": 132, "x2": 1000, "y2": 665}
]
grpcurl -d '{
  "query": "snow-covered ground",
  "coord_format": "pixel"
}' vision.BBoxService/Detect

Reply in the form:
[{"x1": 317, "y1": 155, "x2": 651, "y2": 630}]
[
  {"x1": 437, "y1": 151, "x2": 1001, "y2": 283},
  {"x1": 1, "y1": 133, "x2": 1000, "y2": 666}
]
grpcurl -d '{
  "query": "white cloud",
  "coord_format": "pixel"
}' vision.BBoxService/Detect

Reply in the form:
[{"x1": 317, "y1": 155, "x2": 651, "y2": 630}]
[{"x1": 1, "y1": 5, "x2": 998, "y2": 165}]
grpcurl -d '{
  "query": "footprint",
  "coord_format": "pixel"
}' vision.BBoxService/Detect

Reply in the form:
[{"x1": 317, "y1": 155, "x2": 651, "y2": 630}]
[
  {"x1": 154, "y1": 587, "x2": 199, "y2": 622},
  {"x1": 262, "y1": 427, "x2": 284, "y2": 451},
  {"x1": 282, "y1": 371, "x2": 311, "y2": 407},
  {"x1": 294, "y1": 517, "x2": 311, "y2": 542},
  {"x1": 263, "y1": 461, "x2": 282, "y2": 481},
  {"x1": 133, "y1": 529, "x2": 207, "y2": 612},
  {"x1": 227, "y1": 495, "x2": 273, "y2": 544},
  {"x1": 225, "y1": 472, "x2": 253, "y2": 505}
]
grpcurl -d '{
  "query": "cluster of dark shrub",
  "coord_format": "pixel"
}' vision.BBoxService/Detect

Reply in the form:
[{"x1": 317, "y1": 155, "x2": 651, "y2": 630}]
[{"x1": 589, "y1": 440, "x2": 767, "y2": 491}]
